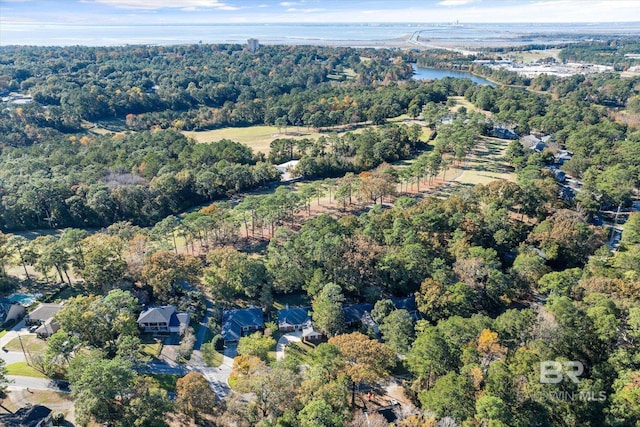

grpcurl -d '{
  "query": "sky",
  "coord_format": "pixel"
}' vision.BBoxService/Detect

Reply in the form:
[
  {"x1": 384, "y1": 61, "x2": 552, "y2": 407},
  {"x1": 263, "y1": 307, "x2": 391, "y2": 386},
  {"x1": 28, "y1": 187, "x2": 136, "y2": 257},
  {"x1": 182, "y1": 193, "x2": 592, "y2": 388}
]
[{"x1": 1, "y1": 0, "x2": 640, "y2": 25}]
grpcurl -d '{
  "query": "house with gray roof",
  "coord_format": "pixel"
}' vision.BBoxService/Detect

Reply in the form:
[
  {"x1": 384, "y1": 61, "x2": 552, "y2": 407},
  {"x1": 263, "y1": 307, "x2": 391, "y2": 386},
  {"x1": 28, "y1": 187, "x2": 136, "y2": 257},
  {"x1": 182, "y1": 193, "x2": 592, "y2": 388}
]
[
  {"x1": 222, "y1": 307, "x2": 264, "y2": 343},
  {"x1": 277, "y1": 305, "x2": 311, "y2": 332},
  {"x1": 521, "y1": 134, "x2": 545, "y2": 152},
  {"x1": 0, "y1": 404, "x2": 52, "y2": 427},
  {"x1": 343, "y1": 303, "x2": 373, "y2": 327},
  {"x1": 137, "y1": 305, "x2": 189, "y2": 334},
  {"x1": 0, "y1": 298, "x2": 25, "y2": 325},
  {"x1": 390, "y1": 295, "x2": 420, "y2": 320},
  {"x1": 301, "y1": 320, "x2": 324, "y2": 342},
  {"x1": 26, "y1": 303, "x2": 63, "y2": 326}
]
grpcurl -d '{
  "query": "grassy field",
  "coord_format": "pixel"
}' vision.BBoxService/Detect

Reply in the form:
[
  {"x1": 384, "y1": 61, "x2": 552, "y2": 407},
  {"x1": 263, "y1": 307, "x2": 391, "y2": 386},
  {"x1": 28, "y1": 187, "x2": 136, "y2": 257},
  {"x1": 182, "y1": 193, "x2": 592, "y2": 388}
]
[
  {"x1": 449, "y1": 96, "x2": 490, "y2": 116},
  {"x1": 511, "y1": 48, "x2": 561, "y2": 63},
  {"x1": 183, "y1": 114, "x2": 432, "y2": 155},
  {"x1": 202, "y1": 344, "x2": 224, "y2": 367},
  {"x1": 272, "y1": 292, "x2": 310, "y2": 310},
  {"x1": 6, "y1": 362, "x2": 48, "y2": 378},
  {"x1": 4, "y1": 335, "x2": 47, "y2": 354},
  {"x1": 452, "y1": 136, "x2": 515, "y2": 186},
  {"x1": 183, "y1": 125, "x2": 315, "y2": 154},
  {"x1": 286, "y1": 341, "x2": 315, "y2": 365},
  {"x1": 149, "y1": 373, "x2": 181, "y2": 392},
  {"x1": 140, "y1": 340, "x2": 163, "y2": 359}
]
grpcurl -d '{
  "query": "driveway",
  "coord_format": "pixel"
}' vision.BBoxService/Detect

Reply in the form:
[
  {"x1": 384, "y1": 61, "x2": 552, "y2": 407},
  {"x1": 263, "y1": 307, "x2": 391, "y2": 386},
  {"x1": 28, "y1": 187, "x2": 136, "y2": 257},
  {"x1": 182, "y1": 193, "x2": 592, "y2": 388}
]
[
  {"x1": 1, "y1": 320, "x2": 31, "y2": 365},
  {"x1": 6, "y1": 376, "x2": 66, "y2": 393},
  {"x1": 276, "y1": 331, "x2": 302, "y2": 361},
  {"x1": 189, "y1": 343, "x2": 236, "y2": 399}
]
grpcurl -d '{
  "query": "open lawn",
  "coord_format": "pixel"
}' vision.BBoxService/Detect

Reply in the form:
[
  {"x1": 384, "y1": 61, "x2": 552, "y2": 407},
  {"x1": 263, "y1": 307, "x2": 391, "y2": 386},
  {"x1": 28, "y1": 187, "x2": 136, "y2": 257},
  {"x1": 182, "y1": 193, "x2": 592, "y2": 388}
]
[
  {"x1": 449, "y1": 96, "x2": 490, "y2": 116},
  {"x1": 182, "y1": 114, "x2": 432, "y2": 155},
  {"x1": 272, "y1": 292, "x2": 310, "y2": 310},
  {"x1": 452, "y1": 136, "x2": 515, "y2": 186},
  {"x1": 6, "y1": 362, "x2": 48, "y2": 378},
  {"x1": 201, "y1": 344, "x2": 224, "y2": 367},
  {"x1": 149, "y1": 373, "x2": 181, "y2": 392},
  {"x1": 183, "y1": 125, "x2": 317, "y2": 154},
  {"x1": 511, "y1": 48, "x2": 561, "y2": 63},
  {"x1": 140, "y1": 339, "x2": 163, "y2": 359},
  {"x1": 286, "y1": 341, "x2": 315, "y2": 365},
  {"x1": 4, "y1": 335, "x2": 47, "y2": 354}
]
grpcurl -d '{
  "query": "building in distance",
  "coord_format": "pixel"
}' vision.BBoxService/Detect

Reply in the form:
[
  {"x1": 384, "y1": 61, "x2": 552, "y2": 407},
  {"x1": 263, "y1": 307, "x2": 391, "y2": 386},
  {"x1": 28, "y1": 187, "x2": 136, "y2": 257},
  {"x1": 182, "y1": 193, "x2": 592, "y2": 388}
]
[{"x1": 247, "y1": 38, "x2": 259, "y2": 53}]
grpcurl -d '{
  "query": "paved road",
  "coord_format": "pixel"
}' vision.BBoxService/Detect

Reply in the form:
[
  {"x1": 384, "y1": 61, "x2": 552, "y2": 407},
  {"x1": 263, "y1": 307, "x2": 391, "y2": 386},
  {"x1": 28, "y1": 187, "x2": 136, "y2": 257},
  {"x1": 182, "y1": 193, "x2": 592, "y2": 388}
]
[
  {"x1": 184, "y1": 292, "x2": 237, "y2": 399},
  {"x1": 194, "y1": 298, "x2": 214, "y2": 351},
  {"x1": 6, "y1": 375, "x2": 69, "y2": 393}
]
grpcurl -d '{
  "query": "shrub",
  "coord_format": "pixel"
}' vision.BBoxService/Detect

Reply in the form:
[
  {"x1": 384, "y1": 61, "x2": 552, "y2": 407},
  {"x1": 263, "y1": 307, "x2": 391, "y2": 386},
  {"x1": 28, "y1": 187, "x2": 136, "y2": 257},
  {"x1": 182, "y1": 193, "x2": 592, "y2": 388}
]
[{"x1": 212, "y1": 334, "x2": 224, "y2": 351}]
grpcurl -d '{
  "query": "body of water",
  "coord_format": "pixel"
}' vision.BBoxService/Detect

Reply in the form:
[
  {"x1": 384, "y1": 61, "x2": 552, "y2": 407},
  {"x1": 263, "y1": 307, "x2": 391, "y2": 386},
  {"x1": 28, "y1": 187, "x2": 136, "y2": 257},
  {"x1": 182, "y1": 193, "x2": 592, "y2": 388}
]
[
  {"x1": 2, "y1": 22, "x2": 640, "y2": 47},
  {"x1": 8, "y1": 292, "x2": 41, "y2": 307},
  {"x1": 412, "y1": 65, "x2": 495, "y2": 85}
]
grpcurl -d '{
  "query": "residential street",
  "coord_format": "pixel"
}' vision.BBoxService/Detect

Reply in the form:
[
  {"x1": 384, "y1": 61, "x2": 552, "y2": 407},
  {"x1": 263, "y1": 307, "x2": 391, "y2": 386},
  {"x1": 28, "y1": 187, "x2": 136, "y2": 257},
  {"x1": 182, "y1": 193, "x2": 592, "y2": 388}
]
[{"x1": 0, "y1": 296, "x2": 237, "y2": 399}]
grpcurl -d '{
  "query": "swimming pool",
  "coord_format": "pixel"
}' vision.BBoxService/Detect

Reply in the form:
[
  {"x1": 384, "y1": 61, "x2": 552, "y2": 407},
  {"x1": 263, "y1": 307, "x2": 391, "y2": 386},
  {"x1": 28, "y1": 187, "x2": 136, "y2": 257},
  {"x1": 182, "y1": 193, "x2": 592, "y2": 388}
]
[{"x1": 7, "y1": 293, "x2": 41, "y2": 307}]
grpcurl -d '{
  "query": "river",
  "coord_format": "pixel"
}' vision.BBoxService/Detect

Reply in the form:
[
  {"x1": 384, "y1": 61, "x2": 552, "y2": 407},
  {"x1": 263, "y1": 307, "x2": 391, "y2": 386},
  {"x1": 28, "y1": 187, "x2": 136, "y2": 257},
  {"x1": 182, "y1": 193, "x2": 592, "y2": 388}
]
[{"x1": 412, "y1": 64, "x2": 495, "y2": 86}]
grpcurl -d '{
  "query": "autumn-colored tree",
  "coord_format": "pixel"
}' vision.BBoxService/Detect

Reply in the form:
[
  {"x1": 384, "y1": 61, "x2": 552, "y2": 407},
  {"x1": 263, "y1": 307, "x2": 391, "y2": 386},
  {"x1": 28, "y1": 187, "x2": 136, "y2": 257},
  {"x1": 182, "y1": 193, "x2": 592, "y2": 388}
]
[
  {"x1": 328, "y1": 332, "x2": 395, "y2": 406},
  {"x1": 229, "y1": 354, "x2": 265, "y2": 386},
  {"x1": 477, "y1": 329, "x2": 507, "y2": 370},
  {"x1": 176, "y1": 372, "x2": 217, "y2": 421}
]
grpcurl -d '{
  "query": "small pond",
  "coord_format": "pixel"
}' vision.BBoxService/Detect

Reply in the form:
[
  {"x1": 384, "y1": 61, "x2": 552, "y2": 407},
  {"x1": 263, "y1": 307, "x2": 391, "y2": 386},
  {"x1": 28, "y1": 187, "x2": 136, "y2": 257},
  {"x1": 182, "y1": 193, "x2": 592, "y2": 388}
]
[{"x1": 412, "y1": 64, "x2": 496, "y2": 86}]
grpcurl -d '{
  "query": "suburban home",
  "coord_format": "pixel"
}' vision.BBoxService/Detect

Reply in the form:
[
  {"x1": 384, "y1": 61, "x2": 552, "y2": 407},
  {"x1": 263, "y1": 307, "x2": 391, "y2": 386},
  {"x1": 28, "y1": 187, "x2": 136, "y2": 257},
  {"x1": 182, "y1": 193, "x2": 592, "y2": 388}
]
[
  {"x1": 221, "y1": 307, "x2": 264, "y2": 343},
  {"x1": 492, "y1": 126, "x2": 518, "y2": 140},
  {"x1": 555, "y1": 149, "x2": 573, "y2": 165},
  {"x1": 0, "y1": 298, "x2": 25, "y2": 325},
  {"x1": 521, "y1": 134, "x2": 545, "y2": 152},
  {"x1": 301, "y1": 320, "x2": 324, "y2": 343},
  {"x1": 277, "y1": 305, "x2": 311, "y2": 332},
  {"x1": 343, "y1": 303, "x2": 373, "y2": 328},
  {"x1": 391, "y1": 295, "x2": 420, "y2": 321},
  {"x1": 35, "y1": 319, "x2": 61, "y2": 339},
  {"x1": 0, "y1": 404, "x2": 52, "y2": 427},
  {"x1": 25, "y1": 303, "x2": 63, "y2": 326},
  {"x1": 137, "y1": 305, "x2": 190, "y2": 334},
  {"x1": 25, "y1": 303, "x2": 64, "y2": 339}
]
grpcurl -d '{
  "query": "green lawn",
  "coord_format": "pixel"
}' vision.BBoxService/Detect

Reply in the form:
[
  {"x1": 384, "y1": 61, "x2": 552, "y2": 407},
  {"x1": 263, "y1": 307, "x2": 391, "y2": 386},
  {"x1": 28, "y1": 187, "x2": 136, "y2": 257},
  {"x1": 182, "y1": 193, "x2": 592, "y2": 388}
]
[
  {"x1": 4, "y1": 335, "x2": 47, "y2": 354},
  {"x1": 201, "y1": 343, "x2": 224, "y2": 367},
  {"x1": 286, "y1": 341, "x2": 315, "y2": 365},
  {"x1": 273, "y1": 292, "x2": 310, "y2": 310},
  {"x1": 140, "y1": 341, "x2": 162, "y2": 359},
  {"x1": 6, "y1": 362, "x2": 48, "y2": 378},
  {"x1": 149, "y1": 374, "x2": 180, "y2": 392}
]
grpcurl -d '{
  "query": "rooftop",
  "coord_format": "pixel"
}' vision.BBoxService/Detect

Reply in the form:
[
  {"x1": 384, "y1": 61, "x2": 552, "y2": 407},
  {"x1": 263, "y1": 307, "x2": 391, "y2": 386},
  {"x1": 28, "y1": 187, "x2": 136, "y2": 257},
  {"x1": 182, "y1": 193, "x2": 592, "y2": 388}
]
[
  {"x1": 27, "y1": 303, "x2": 64, "y2": 322},
  {"x1": 222, "y1": 307, "x2": 264, "y2": 342}
]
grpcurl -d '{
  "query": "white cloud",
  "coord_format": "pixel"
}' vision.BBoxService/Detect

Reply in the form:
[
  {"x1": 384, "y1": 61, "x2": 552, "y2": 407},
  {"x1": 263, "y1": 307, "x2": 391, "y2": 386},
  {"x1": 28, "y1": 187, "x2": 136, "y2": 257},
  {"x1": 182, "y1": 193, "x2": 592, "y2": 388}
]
[
  {"x1": 89, "y1": 0, "x2": 234, "y2": 10},
  {"x1": 286, "y1": 7, "x2": 323, "y2": 13},
  {"x1": 280, "y1": 1, "x2": 298, "y2": 6},
  {"x1": 438, "y1": 0, "x2": 479, "y2": 6}
]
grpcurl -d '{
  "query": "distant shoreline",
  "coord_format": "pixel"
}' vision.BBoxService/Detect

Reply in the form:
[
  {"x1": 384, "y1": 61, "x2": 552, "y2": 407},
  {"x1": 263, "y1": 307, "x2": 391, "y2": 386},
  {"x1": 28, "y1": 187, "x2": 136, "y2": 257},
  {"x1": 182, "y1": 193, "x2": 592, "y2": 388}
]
[{"x1": 2, "y1": 21, "x2": 640, "y2": 49}]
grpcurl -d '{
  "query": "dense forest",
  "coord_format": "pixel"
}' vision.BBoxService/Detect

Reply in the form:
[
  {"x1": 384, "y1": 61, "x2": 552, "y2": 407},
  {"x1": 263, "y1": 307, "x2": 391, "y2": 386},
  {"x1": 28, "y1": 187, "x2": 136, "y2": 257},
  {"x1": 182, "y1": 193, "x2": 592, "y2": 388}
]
[{"x1": 0, "y1": 42, "x2": 639, "y2": 426}]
